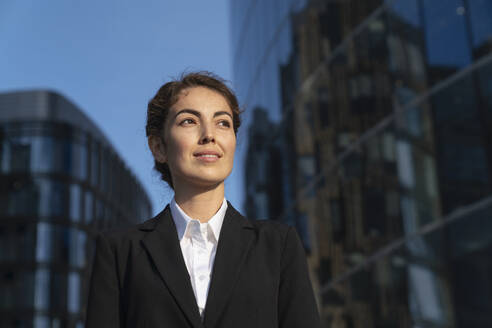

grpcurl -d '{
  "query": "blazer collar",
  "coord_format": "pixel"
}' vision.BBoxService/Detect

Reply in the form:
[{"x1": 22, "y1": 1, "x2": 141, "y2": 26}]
[
  {"x1": 203, "y1": 202, "x2": 255, "y2": 327},
  {"x1": 140, "y1": 205, "x2": 203, "y2": 328},
  {"x1": 139, "y1": 202, "x2": 255, "y2": 328}
]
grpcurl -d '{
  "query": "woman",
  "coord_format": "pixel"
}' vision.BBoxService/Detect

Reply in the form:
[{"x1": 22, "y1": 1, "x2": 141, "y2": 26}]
[{"x1": 86, "y1": 72, "x2": 321, "y2": 328}]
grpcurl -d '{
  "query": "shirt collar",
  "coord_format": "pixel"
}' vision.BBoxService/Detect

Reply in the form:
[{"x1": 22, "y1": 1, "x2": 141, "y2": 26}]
[{"x1": 170, "y1": 197, "x2": 227, "y2": 242}]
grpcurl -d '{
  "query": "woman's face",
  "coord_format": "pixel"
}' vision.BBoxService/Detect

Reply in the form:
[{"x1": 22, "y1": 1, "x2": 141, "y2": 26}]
[{"x1": 160, "y1": 86, "x2": 236, "y2": 189}]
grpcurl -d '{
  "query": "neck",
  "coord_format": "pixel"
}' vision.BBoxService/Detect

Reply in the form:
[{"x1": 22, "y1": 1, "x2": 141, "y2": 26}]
[{"x1": 173, "y1": 182, "x2": 225, "y2": 223}]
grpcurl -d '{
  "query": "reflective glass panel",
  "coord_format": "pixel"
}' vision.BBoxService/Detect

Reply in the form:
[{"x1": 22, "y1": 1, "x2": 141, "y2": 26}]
[
  {"x1": 0, "y1": 224, "x2": 36, "y2": 261},
  {"x1": 36, "y1": 222, "x2": 53, "y2": 263},
  {"x1": 85, "y1": 190, "x2": 94, "y2": 223},
  {"x1": 38, "y1": 179, "x2": 69, "y2": 219},
  {"x1": 69, "y1": 229, "x2": 87, "y2": 268},
  {"x1": 33, "y1": 315, "x2": 50, "y2": 328},
  {"x1": 0, "y1": 134, "x2": 86, "y2": 178},
  {"x1": 319, "y1": 194, "x2": 492, "y2": 327},
  {"x1": 51, "y1": 270, "x2": 66, "y2": 312},
  {"x1": 91, "y1": 141, "x2": 100, "y2": 187},
  {"x1": 34, "y1": 268, "x2": 50, "y2": 310},
  {"x1": 69, "y1": 184, "x2": 81, "y2": 222},
  {"x1": 422, "y1": 0, "x2": 471, "y2": 68},
  {"x1": 0, "y1": 270, "x2": 35, "y2": 310},
  {"x1": 67, "y1": 271, "x2": 80, "y2": 313},
  {"x1": 467, "y1": 0, "x2": 492, "y2": 51}
]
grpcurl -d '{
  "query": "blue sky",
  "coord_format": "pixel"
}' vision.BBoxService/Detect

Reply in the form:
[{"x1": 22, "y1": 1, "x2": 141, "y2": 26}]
[{"x1": 0, "y1": 0, "x2": 245, "y2": 215}]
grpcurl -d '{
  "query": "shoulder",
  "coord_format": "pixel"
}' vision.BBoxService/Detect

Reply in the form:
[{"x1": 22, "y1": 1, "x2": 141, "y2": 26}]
[
  {"x1": 95, "y1": 209, "x2": 164, "y2": 248},
  {"x1": 227, "y1": 202, "x2": 297, "y2": 248},
  {"x1": 248, "y1": 218, "x2": 290, "y2": 236},
  {"x1": 243, "y1": 216, "x2": 300, "y2": 252}
]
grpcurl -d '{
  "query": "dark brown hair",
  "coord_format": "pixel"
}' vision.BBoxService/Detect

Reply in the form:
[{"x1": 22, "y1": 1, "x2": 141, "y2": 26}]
[{"x1": 146, "y1": 71, "x2": 241, "y2": 189}]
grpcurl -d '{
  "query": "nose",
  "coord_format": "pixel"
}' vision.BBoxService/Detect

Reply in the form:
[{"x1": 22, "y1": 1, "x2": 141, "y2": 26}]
[{"x1": 199, "y1": 123, "x2": 215, "y2": 144}]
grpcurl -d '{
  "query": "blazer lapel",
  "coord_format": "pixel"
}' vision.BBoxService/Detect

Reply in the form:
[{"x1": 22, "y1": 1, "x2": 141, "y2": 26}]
[
  {"x1": 140, "y1": 206, "x2": 203, "y2": 328},
  {"x1": 203, "y1": 203, "x2": 256, "y2": 328}
]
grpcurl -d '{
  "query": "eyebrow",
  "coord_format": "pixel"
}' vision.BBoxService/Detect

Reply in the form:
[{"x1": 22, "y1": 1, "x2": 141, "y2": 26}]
[{"x1": 174, "y1": 109, "x2": 233, "y2": 120}]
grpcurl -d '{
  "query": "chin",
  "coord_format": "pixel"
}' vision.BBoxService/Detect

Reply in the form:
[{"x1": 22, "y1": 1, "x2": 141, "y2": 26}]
[
  {"x1": 180, "y1": 172, "x2": 229, "y2": 189},
  {"x1": 189, "y1": 177, "x2": 226, "y2": 189}
]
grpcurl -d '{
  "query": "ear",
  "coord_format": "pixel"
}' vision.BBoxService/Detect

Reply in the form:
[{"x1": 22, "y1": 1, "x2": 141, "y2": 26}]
[{"x1": 148, "y1": 135, "x2": 167, "y2": 163}]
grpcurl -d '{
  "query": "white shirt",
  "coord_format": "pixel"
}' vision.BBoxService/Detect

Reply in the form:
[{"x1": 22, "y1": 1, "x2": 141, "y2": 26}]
[{"x1": 170, "y1": 198, "x2": 227, "y2": 317}]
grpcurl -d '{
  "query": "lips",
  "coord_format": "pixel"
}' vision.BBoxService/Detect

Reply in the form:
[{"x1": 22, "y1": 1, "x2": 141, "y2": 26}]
[
  {"x1": 193, "y1": 150, "x2": 222, "y2": 160},
  {"x1": 197, "y1": 154, "x2": 218, "y2": 158}
]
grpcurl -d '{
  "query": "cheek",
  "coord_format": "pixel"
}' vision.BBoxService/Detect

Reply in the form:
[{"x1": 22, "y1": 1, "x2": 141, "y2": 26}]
[
  {"x1": 226, "y1": 138, "x2": 237, "y2": 160},
  {"x1": 166, "y1": 132, "x2": 194, "y2": 162}
]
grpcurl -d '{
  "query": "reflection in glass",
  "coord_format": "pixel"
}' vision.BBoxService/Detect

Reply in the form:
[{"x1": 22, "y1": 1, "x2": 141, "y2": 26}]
[
  {"x1": 231, "y1": 0, "x2": 492, "y2": 326},
  {"x1": 0, "y1": 135, "x2": 32, "y2": 172},
  {"x1": 396, "y1": 140, "x2": 416, "y2": 189},
  {"x1": 408, "y1": 264, "x2": 447, "y2": 325},
  {"x1": 0, "y1": 270, "x2": 34, "y2": 310},
  {"x1": 0, "y1": 133, "x2": 88, "y2": 180},
  {"x1": 431, "y1": 75, "x2": 491, "y2": 214},
  {"x1": 34, "y1": 269, "x2": 49, "y2": 310},
  {"x1": 52, "y1": 318, "x2": 61, "y2": 328},
  {"x1": 38, "y1": 179, "x2": 68, "y2": 218},
  {"x1": 36, "y1": 223, "x2": 53, "y2": 262},
  {"x1": 30, "y1": 136, "x2": 57, "y2": 174},
  {"x1": 467, "y1": 0, "x2": 492, "y2": 49},
  {"x1": 72, "y1": 139, "x2": 88, "y2": 181},
  {"x1": 68, "y1": 271, "x2": 80, "y2": 313},
  {"x1": 91, "y1": 141, "x2": 100, "y2": 187},
  {"x1": 96, "y1": 199, "x2": 104, "y2": 223},
  {"x1": 33, "y1": 315, "x2": 50, "y2": 328},
  {"x1": 69, "y1": 228, "x2": 87, "y2": 268},
  {"x1": 70, "y1": 184, "x2": 81, "y2": 222},
  {"x1": 387, "y1": 0, "x2": 421, "y2": 27},
  {"x1": 51, "y1": 271, "x2": 66, "y2": 312},
  {"x1": 0, "y1": 224, "x2": 36, "y2": 261},
  {"x1": 2, "y1": 178, "x2": 40, "y2": 217},
  {"x1": 100, "y1": 148, "x2": 109, "y2": 193},
  {"x1": 85, "y1": 190, "x2": 94, "y2": 223},
  {"x1": 423, "y1": 0, "x2": 472, "y2": 68},
  {"x1": 34, "y1": 223, "x2": 87, "y2": 267}
]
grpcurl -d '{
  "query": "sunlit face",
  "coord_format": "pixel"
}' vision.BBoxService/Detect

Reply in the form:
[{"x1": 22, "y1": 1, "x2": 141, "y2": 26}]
[{"x1": 158, "y1": 86, "x2": 236, "y2": 189}]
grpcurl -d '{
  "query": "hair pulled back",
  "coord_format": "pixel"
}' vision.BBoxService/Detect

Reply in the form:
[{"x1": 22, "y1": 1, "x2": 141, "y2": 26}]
[{"x1": 146, "y1": 71, "x2": 241, "y2": 189}]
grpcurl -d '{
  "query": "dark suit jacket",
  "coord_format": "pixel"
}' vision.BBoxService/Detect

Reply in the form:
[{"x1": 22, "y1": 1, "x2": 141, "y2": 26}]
[{"x1": 86, "y1": 202, "x2": 321, "y2": 328}]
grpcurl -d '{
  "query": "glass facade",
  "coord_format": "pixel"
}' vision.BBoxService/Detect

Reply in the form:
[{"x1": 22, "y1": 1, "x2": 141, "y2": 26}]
[
  {"x1": 0, "y1": 90, "x2": 152, "y2": 327},
  {"x1": 232, "y1": 0, "x2": 492, "y2": 326}
]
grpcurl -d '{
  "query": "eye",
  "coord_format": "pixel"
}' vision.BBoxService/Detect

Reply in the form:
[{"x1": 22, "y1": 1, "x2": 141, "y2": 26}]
[
  {"x1": 218, "y1": 120, "x2": 231, "y2": 128},
  {"x1": 179, "y1": 118, "x2": 196, "y2": 126}
]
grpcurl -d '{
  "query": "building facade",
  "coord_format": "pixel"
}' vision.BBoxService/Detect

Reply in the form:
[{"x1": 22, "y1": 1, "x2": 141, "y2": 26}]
[
  {"x1": 0, "y1": 90, "x2": 152, "y2": 327},
  {"x1": 233, "y1": 0, "x2": 492, "y2": 326}
]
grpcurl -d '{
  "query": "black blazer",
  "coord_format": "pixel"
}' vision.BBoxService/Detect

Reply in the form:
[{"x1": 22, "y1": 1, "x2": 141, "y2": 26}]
[{"x1": 86, "y1": 203, "x2": 321, "y2": 328}]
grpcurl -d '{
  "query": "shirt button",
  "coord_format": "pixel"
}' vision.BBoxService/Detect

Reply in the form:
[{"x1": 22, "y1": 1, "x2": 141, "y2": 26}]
[{"x1": 199, "y1": 275, "x2": 206, "y2": 281}]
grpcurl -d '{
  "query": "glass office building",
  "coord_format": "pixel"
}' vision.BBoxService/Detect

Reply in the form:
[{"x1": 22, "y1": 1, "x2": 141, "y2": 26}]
[
  {"x1": 0, "y1": 90, "x2": 152, "y2": 327},
  {"x1": 232, "y1": 0, "x2": 492, "y2": 326}
]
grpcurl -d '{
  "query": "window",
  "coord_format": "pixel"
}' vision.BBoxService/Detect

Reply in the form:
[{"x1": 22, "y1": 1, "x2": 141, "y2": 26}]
[
  {"x1": 69, "y1": 184, "x2": 81, "y2": 222},
  {"x1": 67, "y1": 271, "x2": 81, "y2": 313},
  {"x1": 36, "y1": 223, "x2": 53, "y2": 263},
  {"x1": 0, "y1": 224, "x2": 36, "y2": 261},
  {"x1": 34, "y1": 269, "x2": 50, "y2": 310},
  {"x1": 91, "y1": 141, "x2": 100, "y2": 187},
  {"x1": 423, "y1": 0, "x2": 471, "y2": 68},
  {"x1": 467, "y1": 0, "x2": 492, "y2": 50},
  {"x1": 69, "y1": 229, "x2": 87, "y2": 268},
  {"x1": 38, "y1": 179, "x2": 69, "y2": 219},
  {"x1": 85, "y1": 191, "x2": 94, "y2": 223}
]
